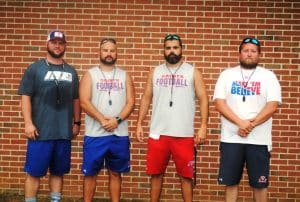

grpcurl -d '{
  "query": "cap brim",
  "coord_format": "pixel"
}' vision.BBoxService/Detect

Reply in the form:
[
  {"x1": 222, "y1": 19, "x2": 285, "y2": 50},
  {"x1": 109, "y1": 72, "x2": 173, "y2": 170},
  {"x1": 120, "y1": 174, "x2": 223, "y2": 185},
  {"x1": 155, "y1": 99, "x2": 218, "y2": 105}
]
[{"x1": 48, "y1": 37, "x2": 66, "y2": 43}]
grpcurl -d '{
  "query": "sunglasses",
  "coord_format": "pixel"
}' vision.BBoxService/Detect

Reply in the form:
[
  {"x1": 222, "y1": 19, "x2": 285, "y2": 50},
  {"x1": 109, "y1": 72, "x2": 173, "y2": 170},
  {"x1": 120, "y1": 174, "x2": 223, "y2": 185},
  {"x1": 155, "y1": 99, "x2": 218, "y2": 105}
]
[
  {"x1": 242, "y1": 38, "x2": 260, "y2": 46},
  {"x1": 165, "y1": 34, "x2": 181, "y2": 41},
  {"x1": 164, "y1": 34, "x2": 182, "y2": 48},
  {"x1": 100, "y1": 38, "x2": 116, "y2": 46}
]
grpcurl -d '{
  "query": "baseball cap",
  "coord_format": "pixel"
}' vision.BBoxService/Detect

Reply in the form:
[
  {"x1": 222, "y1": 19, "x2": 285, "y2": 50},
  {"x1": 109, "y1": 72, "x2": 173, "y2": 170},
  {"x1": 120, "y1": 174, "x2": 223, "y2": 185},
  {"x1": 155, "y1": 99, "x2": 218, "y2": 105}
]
[{"x1": 47, "y1": 31, "x2": 67, "y2": 43}]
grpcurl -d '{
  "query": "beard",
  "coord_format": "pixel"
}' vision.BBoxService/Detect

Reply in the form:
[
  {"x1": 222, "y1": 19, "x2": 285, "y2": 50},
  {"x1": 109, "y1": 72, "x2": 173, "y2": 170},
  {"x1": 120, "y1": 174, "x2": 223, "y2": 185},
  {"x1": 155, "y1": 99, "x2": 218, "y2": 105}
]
[
  {"x1": 165, "y1": 53, "x2": 182, "y2": 64},
  {"x1": 47, "y1": 47, "x2": 65, "y2": 59},
  {"x1": 100, "y1": 56, "x2": 117, "y2": 65},
  {"x1": 240, "y1": 60, "x2": 258, "y2": 69}
]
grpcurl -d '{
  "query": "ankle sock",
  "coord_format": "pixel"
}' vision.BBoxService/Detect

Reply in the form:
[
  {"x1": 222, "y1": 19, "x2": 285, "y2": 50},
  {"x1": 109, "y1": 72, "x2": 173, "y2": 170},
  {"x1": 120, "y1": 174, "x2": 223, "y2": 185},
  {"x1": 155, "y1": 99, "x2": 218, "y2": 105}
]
[
  {"x1": 50, "y1": 192, "x2": 61, "y2": 202},
  {"x1": 25, "y1": 197, "x2": 37, "y2": 202}
]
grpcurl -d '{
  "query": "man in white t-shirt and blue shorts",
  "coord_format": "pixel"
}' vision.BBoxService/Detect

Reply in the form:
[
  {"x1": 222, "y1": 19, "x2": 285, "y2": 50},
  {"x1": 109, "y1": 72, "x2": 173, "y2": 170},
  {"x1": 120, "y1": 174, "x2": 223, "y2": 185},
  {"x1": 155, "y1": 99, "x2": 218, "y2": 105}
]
[{"x1": 213, "y1": 37, "x2": 281, "y2": 202}]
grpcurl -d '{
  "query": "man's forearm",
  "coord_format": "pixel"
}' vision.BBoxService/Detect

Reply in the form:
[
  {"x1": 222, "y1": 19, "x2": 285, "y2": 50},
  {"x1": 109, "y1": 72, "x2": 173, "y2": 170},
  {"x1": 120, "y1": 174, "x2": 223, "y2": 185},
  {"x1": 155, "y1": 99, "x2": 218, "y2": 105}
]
[
  {"x1": 73, "y1": 99, "x2": 81, "y2": 122},
  {"x1": 251, "y1": 101, "x2": 279, "y2": 127},
  {"x1": 21, "y1": 95, "x2": 33, "y2": 125}
]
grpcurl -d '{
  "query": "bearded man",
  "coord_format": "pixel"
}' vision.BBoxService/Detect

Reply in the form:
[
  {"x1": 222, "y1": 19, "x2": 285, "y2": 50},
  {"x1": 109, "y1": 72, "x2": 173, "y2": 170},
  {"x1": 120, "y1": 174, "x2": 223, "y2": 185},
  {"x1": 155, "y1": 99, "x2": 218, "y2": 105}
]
[
  {"x1": 79, "y1": 38, "x2": 135, "y2": 202},
  {"x1": 136, "y1": 34, "x2": 209, "y2": 202},
  {"x1": 18, "y1": 30, "x2": 81, "y2": 202},
  {"x1": 213, "y1": 38, "x2": 281, "y2": 202}
]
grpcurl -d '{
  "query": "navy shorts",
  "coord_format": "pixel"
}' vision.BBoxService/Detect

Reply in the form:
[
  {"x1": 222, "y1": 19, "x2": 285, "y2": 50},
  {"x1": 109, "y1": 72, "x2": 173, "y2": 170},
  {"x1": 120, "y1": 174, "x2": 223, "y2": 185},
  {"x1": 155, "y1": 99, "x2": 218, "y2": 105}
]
[
  {"x1": 24, "y1": 139, "x2": 71, "y2": 177},
  {"x1": 82, "y1": 135, "x2": 130, "y2": 176},
  {"x1": 218, "y1": 142, "x2": 270, "y2": 188}
]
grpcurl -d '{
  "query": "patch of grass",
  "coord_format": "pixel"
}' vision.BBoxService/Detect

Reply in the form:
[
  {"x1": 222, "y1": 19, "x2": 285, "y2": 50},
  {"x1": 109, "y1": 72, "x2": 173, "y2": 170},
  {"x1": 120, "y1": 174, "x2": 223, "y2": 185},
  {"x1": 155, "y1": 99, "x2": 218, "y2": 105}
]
[
  {"x1": 0, "y1": 192, "x2": 23, "y2": 202},
  {"x1": 0, "y1": 192, "x2": 145, "y2": 202}
]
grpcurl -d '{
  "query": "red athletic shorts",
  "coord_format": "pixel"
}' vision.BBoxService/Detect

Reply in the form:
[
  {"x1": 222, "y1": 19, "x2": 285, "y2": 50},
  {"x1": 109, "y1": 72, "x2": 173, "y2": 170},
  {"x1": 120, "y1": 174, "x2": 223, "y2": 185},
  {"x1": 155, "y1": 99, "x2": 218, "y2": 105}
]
[{"x1": 146, "y1": 135, "x2": 194, "y2": 178}]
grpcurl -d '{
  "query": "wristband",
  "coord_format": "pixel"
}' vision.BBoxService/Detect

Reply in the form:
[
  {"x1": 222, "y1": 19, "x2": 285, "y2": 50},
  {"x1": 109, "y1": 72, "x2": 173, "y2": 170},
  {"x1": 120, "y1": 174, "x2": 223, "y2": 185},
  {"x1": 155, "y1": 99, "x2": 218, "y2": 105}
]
[
  {"x1": 115, "y1": 116, "x2": 123, "y2": 124},
  {"x1": 74, "y1": 121, "x2": 81, "y2": 126}
]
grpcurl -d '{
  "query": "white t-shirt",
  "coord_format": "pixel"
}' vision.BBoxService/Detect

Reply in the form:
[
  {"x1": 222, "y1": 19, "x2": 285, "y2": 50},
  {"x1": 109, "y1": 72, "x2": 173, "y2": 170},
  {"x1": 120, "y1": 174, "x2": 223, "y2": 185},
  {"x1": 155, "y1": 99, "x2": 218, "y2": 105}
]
[{"x1": 213, "y1": 65, "x2": 281, "y2": 150}]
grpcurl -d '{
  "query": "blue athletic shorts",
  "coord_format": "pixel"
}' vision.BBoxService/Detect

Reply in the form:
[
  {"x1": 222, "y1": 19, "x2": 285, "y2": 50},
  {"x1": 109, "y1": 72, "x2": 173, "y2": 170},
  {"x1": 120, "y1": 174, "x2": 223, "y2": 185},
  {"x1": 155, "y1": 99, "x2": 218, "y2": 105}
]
[
  {"x1": 82, "y1": 135, "x2": 130, "y2": 176},
  {"x1": 24, "y1": 139, "x2": 71, "y2": 177},
  {"x1": 218, "y1": 142, "x2": 270, "y2": 188}
]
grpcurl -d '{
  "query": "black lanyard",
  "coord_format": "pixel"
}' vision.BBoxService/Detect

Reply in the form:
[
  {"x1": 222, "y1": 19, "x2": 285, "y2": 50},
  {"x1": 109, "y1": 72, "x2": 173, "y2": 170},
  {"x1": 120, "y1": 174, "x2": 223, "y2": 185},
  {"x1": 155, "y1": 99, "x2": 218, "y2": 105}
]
[
  {"x1": 240, "y1": 67, "x2": 256, "y2": 102},
  {"x1": 99, "y1": 67, "x2": 116, "y2": 106},
  {"x1": 165, "y1": 63, "x2": 182, "y2": 107},
  {"x1": 45, "y1": 59, "x2": 64, "y2": 105}
]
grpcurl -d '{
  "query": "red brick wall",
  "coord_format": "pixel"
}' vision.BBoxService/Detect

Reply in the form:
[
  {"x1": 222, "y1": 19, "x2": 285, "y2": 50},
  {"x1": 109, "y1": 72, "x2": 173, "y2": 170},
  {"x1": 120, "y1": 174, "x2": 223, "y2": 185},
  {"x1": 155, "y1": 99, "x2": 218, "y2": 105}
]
[{"x1": 1, "y1": 0, "x2": 299, "y2": 201}]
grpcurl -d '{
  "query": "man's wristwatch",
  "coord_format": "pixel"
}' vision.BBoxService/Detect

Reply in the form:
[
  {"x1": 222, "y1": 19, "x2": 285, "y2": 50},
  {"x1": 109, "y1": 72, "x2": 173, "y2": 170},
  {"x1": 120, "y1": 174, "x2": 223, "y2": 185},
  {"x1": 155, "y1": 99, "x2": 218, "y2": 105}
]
[
  {"x1": 74, "y1": 121, "x2": 81, "y2": 126},
  {"x1": 115, "y1": 116, "x2": 123, "y2": 124}
]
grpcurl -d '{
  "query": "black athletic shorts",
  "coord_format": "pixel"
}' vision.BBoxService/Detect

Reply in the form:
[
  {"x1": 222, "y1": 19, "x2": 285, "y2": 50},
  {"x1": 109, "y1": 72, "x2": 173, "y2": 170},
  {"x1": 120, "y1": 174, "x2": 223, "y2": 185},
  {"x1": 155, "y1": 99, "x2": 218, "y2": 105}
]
[{"x1": 218, "y1": 142, "x2": 270, "y2": 188}]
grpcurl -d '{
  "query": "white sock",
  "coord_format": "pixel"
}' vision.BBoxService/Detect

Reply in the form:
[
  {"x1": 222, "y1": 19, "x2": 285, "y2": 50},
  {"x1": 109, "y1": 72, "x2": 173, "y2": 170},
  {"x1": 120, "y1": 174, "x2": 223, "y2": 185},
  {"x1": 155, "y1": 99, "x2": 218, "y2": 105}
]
[
  {"x1": 25, "y1": 197, "x2": 36, "y2": 202},
  {"x1": 50, "y1": 192, "x2": 61, "y2": 202}
]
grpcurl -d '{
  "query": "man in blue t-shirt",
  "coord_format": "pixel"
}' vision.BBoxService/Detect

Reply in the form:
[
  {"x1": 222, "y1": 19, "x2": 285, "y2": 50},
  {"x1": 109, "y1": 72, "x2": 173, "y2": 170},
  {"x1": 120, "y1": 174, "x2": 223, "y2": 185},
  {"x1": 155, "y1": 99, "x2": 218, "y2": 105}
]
[{"x1": 18, "y1": 30, "x2": 81, "y2": 202}]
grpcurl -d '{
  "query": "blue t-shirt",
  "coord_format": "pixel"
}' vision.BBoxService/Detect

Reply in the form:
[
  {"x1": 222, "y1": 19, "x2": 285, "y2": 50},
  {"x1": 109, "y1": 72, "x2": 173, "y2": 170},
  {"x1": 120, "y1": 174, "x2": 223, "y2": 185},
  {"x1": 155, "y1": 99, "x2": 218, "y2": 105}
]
[{"x1": 18, "y1": 59, "x2": 79, "y2": 140}]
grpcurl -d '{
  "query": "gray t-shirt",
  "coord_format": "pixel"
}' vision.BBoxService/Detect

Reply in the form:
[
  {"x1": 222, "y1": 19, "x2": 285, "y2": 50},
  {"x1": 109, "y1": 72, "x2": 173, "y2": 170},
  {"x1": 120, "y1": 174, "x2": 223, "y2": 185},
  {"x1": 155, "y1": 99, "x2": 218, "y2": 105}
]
[
  {"x1": 18, "y1": 59, "x2": 79, "y2": 140},
  {"x1": 84, "y1": 66, "x2": 129, "y2": 137},
  {"x1": 150, "y1": 62, "x2": 196, "y2": 138}
]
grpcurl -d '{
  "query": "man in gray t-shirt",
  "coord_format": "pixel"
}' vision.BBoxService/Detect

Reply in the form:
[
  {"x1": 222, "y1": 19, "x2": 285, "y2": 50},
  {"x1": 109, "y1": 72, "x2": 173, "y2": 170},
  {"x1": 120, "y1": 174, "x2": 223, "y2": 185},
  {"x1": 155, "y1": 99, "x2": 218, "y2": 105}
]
[{"x1": 18, "y1": 30, "x2": 81, "y2": 202}]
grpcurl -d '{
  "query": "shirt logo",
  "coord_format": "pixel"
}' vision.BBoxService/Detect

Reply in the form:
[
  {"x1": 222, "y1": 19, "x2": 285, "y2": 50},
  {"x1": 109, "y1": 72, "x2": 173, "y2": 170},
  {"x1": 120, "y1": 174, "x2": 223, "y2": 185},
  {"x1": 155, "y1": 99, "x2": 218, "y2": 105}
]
[
  {"x1": 96, "y1": 79, "x2": 124, "y2": 91},
  {"x1": 44, "y1": 71, "x2": 72, "y2": 82},
  {"x1": 231, "y1": 81, "x2": 261, "y2": 97},
  {"x1": 155, "y1": 74, "x2": 188, "y2": 87}
]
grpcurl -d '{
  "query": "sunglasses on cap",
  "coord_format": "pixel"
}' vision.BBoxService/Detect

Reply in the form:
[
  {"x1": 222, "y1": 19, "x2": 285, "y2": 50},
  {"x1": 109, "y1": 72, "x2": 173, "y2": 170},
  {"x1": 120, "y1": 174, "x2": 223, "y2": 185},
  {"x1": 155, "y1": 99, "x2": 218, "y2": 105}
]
[
  {"x1": 165, "y1": 34, "x2": 181, "y2": 41},
  {"x1": 241, "y1": 38, "x2": 260, "y2": 46},
  {"x1": 164, "y1": 34, "x2": 182, "y2": 47},
  {"x1": 100, "y1": 38, "x2": 116, "y2": 46}
]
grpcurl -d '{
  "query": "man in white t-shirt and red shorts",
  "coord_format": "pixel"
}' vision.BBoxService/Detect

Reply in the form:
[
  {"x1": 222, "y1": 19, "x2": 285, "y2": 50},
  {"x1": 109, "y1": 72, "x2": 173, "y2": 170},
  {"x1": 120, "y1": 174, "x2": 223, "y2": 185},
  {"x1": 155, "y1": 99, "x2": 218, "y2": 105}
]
[{"x1": 213, "y1": 37, "x2": 281, "y2": 202}]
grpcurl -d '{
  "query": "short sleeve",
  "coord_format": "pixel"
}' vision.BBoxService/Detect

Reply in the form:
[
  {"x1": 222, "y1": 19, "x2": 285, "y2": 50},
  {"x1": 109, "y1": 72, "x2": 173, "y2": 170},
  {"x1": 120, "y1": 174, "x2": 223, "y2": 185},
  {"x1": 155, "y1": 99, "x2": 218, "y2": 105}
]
[
  {"x1": 266, "y1": 71, "x2": 282, "y2": 104},
  {"x1": 213, "y1": 71, "x2": 227, "y2": 100},
  {"x1": 73, "y1": 70, "x2": 79, "y2": 99},
  {"x1": 18, "y1": 64, "x2": 36, "y2": 96}
]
